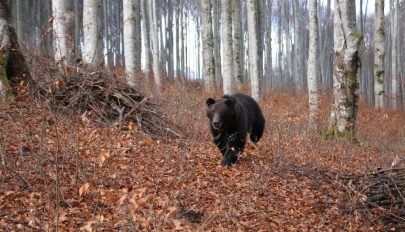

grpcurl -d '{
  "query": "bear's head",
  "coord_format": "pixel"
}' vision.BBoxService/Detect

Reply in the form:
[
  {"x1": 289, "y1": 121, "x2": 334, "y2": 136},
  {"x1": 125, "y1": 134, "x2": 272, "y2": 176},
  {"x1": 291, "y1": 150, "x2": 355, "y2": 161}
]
[{"x1": 206, "y1": 96, "x2": 236, "y2": 130}]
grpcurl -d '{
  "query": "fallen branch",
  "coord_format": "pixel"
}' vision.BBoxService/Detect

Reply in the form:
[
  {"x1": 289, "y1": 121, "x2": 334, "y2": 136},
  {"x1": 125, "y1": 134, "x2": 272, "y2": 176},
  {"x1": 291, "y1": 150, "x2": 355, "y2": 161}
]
[{"x1": 29, "y1": 67, "x2": 183, "y2": 140}]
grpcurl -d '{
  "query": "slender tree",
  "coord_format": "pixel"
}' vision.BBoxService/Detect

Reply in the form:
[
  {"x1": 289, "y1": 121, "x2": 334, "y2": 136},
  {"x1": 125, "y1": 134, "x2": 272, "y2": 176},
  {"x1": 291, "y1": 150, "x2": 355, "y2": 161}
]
[
  {"x1": 201, "y1": 0, "x2": 215, "y2": 92},
  {"x1": 166, "y1": 1, "x2": 174, "y2": 77},
  {"x1": 221, "y1": 0, "x2": 234, "y2": 95},
  {"x1": 374, "y1": 0, "x2": 384, "y2": 109},
  {"x1": 123, "y1": 0, "x2": 139, "y2": 86},
  {"x1": 307, "y1": 0, "x2": 319, "y2": 128},
  {"x1": 247, "y1": 0, "x2": 261, "y2": 101},
  {"x1": 52, "y1": 0, "x2": 75, "y2": 68},
  {"x1": 83, "y1": 0, "x2": 103, "y2": 66},
  {"x1": 327, "y1": 0, "x2": 362, "y2": 142},
  {"x1": 149, "y1": 0, "x2": 161, "y2": 90},
  {"x1": 265, "y1": 0, "x2": 272, "y2": 89},
  {"x1": 141, "y1": 0, "x2": 151, "y2": 76},
  {"x1": 232, "y1": 0, "x2": 243, "y2": 87},
  {"x1": 391, "y1": 0, "x2": 399, "y2": 109}
]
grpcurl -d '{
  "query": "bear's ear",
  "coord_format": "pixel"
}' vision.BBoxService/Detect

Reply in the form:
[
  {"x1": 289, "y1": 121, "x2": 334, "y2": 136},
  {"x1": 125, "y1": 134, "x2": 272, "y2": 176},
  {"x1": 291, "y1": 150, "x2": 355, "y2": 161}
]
[
  {"x1": 225, "y1": 98, "x2": 235, "y2": 107},
  {"x1": 206, "y1": 98, "x2": 216, "y2": 107}
]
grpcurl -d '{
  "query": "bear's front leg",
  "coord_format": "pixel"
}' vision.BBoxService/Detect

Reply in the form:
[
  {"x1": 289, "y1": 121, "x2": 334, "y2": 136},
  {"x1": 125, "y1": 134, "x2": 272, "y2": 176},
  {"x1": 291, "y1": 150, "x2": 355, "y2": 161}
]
[
  {"x1": 222, "y1": 148, "x2": 239, "y2": 166},
  {"x1": 213, "y1": 132, "x2": 227, "y2": 157},
  {"x1": 222, "y1": 133, "x2": 246, "y2": 166}
]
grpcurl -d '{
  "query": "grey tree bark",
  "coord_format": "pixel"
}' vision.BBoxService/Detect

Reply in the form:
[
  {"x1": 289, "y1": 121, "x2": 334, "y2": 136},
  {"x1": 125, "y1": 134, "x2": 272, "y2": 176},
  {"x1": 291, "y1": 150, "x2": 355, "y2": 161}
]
[
  {"x1": 52, "y1": 0, "x2": 75, "y2": 68},
  {"x1": 0, "y1": 1, "x2": 31, "y2": 104},
  {"x1": 221, "y1": 0, "x2": 234, "y2": 95},
  {"x1": 149, "y1": 0, "x2": 161, "y2": 91},
  {"x1": 201, "y1": 0, "x2": 215, "y2": 92},
  {"x1": 247, "y1": 0, "x2": 261, "y2": 101},
  {"x1": 374, "y1": 0, "x2": 384, "y2": 109},
  {"x1": 327, "y1": 0, "x2": 362, "y2": 142},
  {"x1": 391, "y1": 0, "x2": 399, "y2": 109},
  {"x1": 307, "y1": 0, "x2": 320, "y2": 129},
  {"x1": 232, "y1": 0, "x2": 243, "y2": 87},
  {"x1": 141, "y1": 0, "x2": 151, "y2": 77},
  {"x1": 83, "y1": 0, "x2": 103, "y2": 66},
  {"x1": 123, "y1": 0, "x2": 136, "y2": 85}
]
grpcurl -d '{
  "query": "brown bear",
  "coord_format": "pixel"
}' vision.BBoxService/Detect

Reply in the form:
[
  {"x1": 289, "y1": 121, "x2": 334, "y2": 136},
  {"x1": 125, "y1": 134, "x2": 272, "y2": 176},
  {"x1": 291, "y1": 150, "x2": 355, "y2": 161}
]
[{"x1": 206, "y1": 93, "x2": 265, "y2": 165}]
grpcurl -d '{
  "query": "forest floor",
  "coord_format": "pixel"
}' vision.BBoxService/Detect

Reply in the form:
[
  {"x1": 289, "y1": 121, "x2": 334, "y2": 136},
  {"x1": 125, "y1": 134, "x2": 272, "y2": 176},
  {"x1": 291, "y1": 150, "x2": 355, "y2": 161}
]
[{"x1": 1, "y1": 79, "x2": 404, "y2": 231}]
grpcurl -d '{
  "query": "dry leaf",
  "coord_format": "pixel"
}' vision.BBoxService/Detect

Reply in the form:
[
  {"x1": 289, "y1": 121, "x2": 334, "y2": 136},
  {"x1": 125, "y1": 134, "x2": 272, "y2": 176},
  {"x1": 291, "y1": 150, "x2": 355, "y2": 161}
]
[
  {"x1": 172, "y1": 219, "x2": 183, "y2": 231},
  {"x1": 64, "y1": 66, "x2": 74, "y2": 74},
  {"x1": 143, "y1": 136, "x2": 153, "y2": 145},
  {"x1": 79, "y1": 183, "x2": 91, "y2": 196},
  {"x1": 98, "y1": 153, "x2": 106, "y2": 167},
  {"x1": 81, "y1": 113, "x2": 90, "y2": 126}
]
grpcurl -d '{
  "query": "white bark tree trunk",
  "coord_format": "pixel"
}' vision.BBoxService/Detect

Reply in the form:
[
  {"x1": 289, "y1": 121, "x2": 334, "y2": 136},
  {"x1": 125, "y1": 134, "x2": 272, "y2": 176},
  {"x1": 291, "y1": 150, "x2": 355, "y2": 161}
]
[
  {"x1": 247, "y1": 0, "x2": 261, "y2": 101},
  {"x1": 123, "y1": 0, "x2": 137, "y2": 86},
  {"x1": 374, "y1": 0, "x2": 384, "y2": 109},
  {"x1": 265, "y1": 0, "x2": 272, "y2": 89},
  {"x1": 149, "y1": 0, "x2": 161, "y2": 91},
  {"x1": 201, "y1": 0, "x2": 215, "y2": 92},
  {"x1": 83, "y1": 0, "x2": 103, "y2": 66},
  {"x1": 307, "y1": 0, "x2": 320, "y2": 128},
  {"x1": 391, "y1": 0, "x2": 399, "y2": 109},
  {"x1": 232, "y1": 0, "x2": 243, "y2": 87},
  {"x1": 328, "y1": 0, "x2": 361, "y2": 142},
  {"x1": 52, "y1": 0, "x2": 75, "y2": 68},
  {"x1": 221, "y1": 0, "x2": 234, "y2": 95},
  {"x1": 141, "y1": 0, "x2": 150, "y2": 76}
]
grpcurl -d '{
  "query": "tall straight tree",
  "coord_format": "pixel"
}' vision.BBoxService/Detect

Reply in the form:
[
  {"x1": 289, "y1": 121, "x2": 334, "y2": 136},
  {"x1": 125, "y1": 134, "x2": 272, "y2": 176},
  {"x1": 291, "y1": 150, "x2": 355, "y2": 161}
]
[
  {"x1": 52, "y1": 0, "x2": 75, "y2": 68},
  {"x1": 374, "y1": 0, "x2": 384, "y2": 109},
  {"x1": 232, "y1": 0, "x2": 243, "y2": 87},
  {"x1": 83, "y1": 0, "x2": 103, "y2": 66},
  {"x1": 201, "y1": 0, "x2": 215, "y2": 92},
  {"x1": 391, "y1": 0, "x2": 399, "y2": 109},
  {"x1": 327, "y1": 0, "x2": 362, "y2": 142},
  {"x1": 123, "y1": 0, "x2": 140, "y2": 86},
  {"x1": 141, "y1": 0, "x2": 151, "y2": 76},
  {"x1": 221, "y1": 0, "x2": 234, "y2": 95},
  {"x1": 265, "y1": 0, "x2": 272, "y2": 89},
  {"x1": 307, "y1": 0, "x2": 320, "y2": 128},
  {"x1": 149, "y1": 0, "x2": 161, "y2": 90},
  {"x1": 247, "y1": 0, "x2": 261, "y2": 101}
]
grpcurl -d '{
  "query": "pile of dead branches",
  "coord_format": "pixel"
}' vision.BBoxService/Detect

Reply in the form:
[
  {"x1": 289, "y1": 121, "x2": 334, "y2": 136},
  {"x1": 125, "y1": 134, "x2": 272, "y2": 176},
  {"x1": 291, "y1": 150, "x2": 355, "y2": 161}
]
[
  {"x1": 354, "y1": 167, "x2": 405, "y2": 227},
  {"x1": 30, "y1": 68, "x2": 183, "y2": 140}
]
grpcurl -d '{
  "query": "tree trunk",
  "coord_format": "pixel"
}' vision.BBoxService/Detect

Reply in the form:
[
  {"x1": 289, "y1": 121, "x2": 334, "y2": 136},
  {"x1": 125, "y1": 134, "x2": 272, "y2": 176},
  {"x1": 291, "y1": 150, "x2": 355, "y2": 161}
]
[
  {"x1": 221, "y1": 0, "x2": 233, "y2": 95},
  {"x1": 212, "y1": 0, "x2": 222, "y2": 88},
  {"x1": 232, "y1": 0, "x2": 243, "y2": 88},
  {"x1": 265, "y1": 0, "x2": 272, "y2": 90},
  {"x1": 247, "y1": 0, "x2": 261, "y2": 101},
  {"x1": 83, "y1": 0, "x2": 103, "y2": 66},
  {"x1": 307, "y1": 0, "x2": 320, "y2": 129},
  {"x1": 374, "y1": 0, "x2": 384, "y2": 109},
  {"x1": 0, "y1": 1, "x2": 31, "y2": 104},
  {"x1": 391, "y1": 0, "x2": 399, "y2": 109},
  {"x1": 166, "y1": 1, "x2": 174, "y2": 78},
  {"x1": 52, "y1": 0, "x2": 75, "y2": 68},
  {"x1": 141, "y1": 0, "x2": 151, "y2": 77},
  {"x1": 327, "y1": 0, "x2": 362, "y2": 142},
  {"x1": 149, "y1": 0, "x2": 161, "y2": 91},
  {"x1": 123, "y1": 0, "x2": 141, "y2": 86},
  {"x1": 201, "y1": 0, "x2": 215, "y2": 92}
]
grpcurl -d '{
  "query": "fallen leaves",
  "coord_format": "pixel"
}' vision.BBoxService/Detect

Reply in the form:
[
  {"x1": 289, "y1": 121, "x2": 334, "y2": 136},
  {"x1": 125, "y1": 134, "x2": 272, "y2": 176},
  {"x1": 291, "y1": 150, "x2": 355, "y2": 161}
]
[
  {"x1": 79, "y1": 183, "x2": 91, "y2": 197},
  {"x1": 1, "y1": 90, "x2": 404, "y2": 231}
]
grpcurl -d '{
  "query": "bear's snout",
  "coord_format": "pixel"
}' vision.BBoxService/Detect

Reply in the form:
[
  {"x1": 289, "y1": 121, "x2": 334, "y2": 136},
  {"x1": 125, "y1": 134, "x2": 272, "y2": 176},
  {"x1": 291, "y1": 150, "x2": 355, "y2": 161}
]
[
  {"x1": 212, "y1": 121, "x2": 220, "y2": 129},
  {"x1": 212, "y1": 114, "x2": 222, "y2": 129}
]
